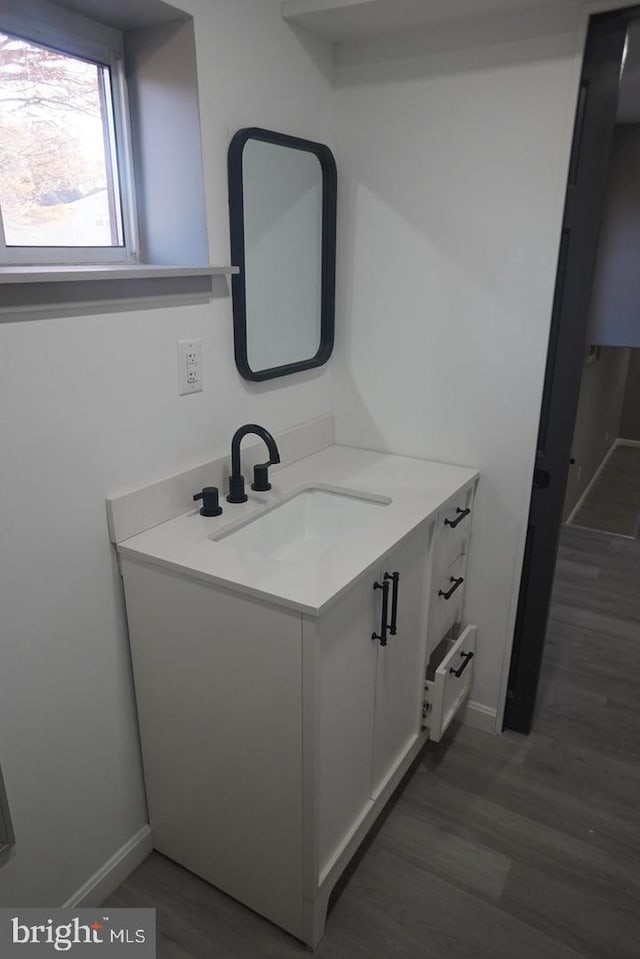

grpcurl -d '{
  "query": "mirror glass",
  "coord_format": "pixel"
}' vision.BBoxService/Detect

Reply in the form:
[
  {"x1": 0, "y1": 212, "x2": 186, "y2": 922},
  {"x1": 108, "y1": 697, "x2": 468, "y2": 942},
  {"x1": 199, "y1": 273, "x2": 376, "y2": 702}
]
[{"x1": 228, "y1": 129, "x2": 337, "y2": 381}]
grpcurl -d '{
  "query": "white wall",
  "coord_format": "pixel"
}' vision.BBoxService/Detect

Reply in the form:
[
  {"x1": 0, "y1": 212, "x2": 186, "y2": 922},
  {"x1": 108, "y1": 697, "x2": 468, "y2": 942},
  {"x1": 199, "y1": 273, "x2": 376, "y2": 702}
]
[
  {"x1": 589, "y1": 124, "x2": 640, "y2": 347},
  {"x1": 0, "y1": 0, "x2": 334, "y2": 906},
  {"x1": 331, "y1": 2, "x2": 586, "y2": 723}
]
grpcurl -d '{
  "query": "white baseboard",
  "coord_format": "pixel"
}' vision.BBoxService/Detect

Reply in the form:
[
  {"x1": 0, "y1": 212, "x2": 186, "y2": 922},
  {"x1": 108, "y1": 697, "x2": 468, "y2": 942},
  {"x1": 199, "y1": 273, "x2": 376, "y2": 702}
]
[
  {"x1": 565, "y1": 438, "x2": 618, "y2": 526},
  {"x1": 63, "y1": 825, "x2": 152, "y2": 908},
  {"x1": 461, "y1": 699, "x2": 498, "y2": 735},
  {"x1": 618, "y1": 438, "x2": 640, "y2": 448}
]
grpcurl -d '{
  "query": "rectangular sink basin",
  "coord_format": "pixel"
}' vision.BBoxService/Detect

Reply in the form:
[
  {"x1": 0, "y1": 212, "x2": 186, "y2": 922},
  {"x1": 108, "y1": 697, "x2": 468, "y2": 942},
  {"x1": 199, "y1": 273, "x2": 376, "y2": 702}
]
[{"x1": 213, "y1": 487, "x2": 390, "y2": 562}]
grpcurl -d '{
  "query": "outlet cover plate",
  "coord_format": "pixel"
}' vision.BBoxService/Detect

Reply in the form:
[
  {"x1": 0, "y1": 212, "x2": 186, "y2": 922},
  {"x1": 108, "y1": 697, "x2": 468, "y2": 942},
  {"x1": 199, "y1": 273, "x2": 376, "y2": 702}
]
[{"x1": 178, "y1": 339, "x2": 203, "y2": 395}]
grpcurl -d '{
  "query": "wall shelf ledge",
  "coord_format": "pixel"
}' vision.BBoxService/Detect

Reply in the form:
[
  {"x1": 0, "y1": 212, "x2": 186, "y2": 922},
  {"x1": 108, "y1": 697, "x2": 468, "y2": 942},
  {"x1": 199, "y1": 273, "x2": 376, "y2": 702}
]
[{"x1": 0, "y1": 264, "x2": 239, "y2": 321}]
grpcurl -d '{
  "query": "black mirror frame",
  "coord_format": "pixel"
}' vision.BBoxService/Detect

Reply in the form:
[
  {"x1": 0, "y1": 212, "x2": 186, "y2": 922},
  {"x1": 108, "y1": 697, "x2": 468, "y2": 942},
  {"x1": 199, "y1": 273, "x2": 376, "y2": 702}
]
[{"x1": 228, "y1": 127, "x2": 337, "y2": 382}]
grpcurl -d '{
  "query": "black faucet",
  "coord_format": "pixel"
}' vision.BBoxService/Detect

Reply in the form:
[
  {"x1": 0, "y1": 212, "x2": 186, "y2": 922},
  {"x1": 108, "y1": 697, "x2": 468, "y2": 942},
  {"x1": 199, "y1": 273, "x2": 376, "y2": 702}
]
[{"x1": 227, "y1": 424, "x2": 281, "y2": 503}]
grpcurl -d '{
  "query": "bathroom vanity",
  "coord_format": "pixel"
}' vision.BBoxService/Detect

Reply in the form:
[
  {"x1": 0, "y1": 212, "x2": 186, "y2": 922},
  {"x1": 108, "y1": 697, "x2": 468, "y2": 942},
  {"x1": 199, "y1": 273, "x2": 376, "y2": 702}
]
[{"x1": 114, "y1": 441, "x2": 478, "y2": 947}]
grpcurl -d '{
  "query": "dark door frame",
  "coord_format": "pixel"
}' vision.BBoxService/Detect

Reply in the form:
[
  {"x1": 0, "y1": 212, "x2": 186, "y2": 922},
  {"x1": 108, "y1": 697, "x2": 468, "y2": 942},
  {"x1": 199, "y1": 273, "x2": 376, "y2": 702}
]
[{"x1": 504, "y1": 7, "x2": 639, "y2": 734}]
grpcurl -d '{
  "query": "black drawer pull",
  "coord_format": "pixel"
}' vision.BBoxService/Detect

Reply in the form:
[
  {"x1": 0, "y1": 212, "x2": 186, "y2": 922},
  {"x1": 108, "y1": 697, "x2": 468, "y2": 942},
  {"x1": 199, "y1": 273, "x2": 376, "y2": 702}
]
[
  {"x1": 444, "y1": 507, "x2": 470, "y2": 529},
  {"x1": 384, "y1": 571, "x2": 400, "y2": 635},
  {"x1": 450, "y1": 651, "x2": 474, "y2": 678},
  {"x1": 372, "y1": 579, "x2": 390, "y2": 647},
  {"x1": 438, "y1": 576, "x2": 464, "y2": 601}
]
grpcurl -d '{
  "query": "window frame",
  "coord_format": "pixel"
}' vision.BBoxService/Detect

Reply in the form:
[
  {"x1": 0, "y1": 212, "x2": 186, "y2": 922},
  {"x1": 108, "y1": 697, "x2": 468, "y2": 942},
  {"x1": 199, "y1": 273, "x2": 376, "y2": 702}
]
[{"x1": 0, "y1": 0, "x2": 139, "y2": 266}]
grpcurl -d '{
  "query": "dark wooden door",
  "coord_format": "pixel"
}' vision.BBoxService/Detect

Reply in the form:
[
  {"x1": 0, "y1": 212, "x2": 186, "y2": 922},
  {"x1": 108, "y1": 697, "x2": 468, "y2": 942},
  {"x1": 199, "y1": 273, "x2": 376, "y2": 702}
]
[{"x1": 504, "y1": 12, "x2": 631, "y2": 733}]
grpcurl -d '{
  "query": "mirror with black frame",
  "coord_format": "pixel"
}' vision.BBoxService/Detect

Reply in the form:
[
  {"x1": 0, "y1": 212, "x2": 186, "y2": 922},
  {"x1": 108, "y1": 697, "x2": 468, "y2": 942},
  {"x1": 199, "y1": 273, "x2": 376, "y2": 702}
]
[{"x1": 227, "y1": 128, "x2": 337, "y2": 382}]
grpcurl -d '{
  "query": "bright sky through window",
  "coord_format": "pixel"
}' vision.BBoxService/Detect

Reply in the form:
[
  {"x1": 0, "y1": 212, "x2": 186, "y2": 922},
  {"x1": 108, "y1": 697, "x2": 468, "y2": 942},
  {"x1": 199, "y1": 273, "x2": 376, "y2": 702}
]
[{"x1": 0, "y1": 30, "x2": 124, "y2": 248}]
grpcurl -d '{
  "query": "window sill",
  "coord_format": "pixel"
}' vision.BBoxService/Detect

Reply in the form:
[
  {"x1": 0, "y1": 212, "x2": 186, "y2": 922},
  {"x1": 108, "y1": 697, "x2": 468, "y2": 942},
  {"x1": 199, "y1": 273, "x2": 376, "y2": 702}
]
[
  {"x1": 0, "y1": 263, "x2": 239, "y2": 321},
  {"x1": 0, "y1": 264, "x2": 238, "y2": 283}
]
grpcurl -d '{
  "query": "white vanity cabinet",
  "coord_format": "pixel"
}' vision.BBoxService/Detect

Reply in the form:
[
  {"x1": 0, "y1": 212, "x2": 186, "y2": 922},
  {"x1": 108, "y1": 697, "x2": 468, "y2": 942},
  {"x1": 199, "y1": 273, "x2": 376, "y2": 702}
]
[
  {"x1": 121, "y1": 521, "x2": 433, "y2": 948},
  {"x1": 115, "y1": 445, "x2": 479, "y2": 949}
]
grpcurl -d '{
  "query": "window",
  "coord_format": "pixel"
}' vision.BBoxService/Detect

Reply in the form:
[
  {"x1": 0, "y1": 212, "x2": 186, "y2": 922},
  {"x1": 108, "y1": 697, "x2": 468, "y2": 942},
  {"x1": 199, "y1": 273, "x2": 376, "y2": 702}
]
[
  {"x1": 0, "y1": 0, "x2": 219, "y2": 317},
  {"x1": 0, "y1": 1, "x2": 136, "y2": 265}
]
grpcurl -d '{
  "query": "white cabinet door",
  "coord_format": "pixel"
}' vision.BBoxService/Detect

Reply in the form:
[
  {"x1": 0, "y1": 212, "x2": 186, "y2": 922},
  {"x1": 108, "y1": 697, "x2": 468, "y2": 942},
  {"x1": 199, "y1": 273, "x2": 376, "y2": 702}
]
[
  {"x1": 313, "y1": 573, "x2": 379, "y2": 882},
  {"x1": 312, "y1": 524, "x2": 430, "y2": 880},
  {"x1": 370, "y1": 526, "x2": 429, "y2": 800}
]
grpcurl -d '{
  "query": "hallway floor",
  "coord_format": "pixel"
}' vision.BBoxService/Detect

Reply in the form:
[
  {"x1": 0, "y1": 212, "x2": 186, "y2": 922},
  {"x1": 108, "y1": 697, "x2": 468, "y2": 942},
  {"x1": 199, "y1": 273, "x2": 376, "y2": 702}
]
[{"x1": 107, "y1": 525, "x2": 640, "y2": 959}]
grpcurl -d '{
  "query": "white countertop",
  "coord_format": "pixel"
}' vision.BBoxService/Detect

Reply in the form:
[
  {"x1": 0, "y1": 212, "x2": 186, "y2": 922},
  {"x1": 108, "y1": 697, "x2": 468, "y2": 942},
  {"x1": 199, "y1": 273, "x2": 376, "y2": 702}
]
[{"x1": 117, "y1": 445, "x2": 478, "y2": 615}]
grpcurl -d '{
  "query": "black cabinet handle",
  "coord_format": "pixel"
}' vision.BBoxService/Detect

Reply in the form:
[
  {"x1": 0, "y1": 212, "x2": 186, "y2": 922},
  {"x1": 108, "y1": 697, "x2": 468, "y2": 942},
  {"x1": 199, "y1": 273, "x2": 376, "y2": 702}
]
[
  {"x1": 444, "y1": 507, "x2": 470, "y2": 529},
  {"x1": 450, "y1": 651, "x2": 474, "y2": 678},
  {"x1": 372, "y1": 580, "x2": 390, "y2": 647},
  {"x1": 438, "y1": 576, "x2": 464, "y2": 601},
  {"x1": 384, "y1": 571, "x2": 400, "y2": 636}
]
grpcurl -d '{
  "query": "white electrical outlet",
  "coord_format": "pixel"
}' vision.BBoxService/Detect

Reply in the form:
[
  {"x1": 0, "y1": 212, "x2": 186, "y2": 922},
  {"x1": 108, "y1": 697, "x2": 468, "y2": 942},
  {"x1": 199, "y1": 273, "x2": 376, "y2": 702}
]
[{"x1": 178, "y1": 339, "x2": 203, "y2": 395}]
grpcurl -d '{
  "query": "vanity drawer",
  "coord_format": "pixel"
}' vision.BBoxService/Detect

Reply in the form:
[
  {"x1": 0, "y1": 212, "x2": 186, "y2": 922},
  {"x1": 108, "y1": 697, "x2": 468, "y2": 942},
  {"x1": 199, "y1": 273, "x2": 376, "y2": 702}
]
[
  {"x1": 423, "y1": 625, "x2": 476, "y2": 742},
  {"x1": 430, "y1": 554, "x2": 466, "y2": 647},
  {"x1": 435, "y1": 493, "x2": 473, "y2": 575}
]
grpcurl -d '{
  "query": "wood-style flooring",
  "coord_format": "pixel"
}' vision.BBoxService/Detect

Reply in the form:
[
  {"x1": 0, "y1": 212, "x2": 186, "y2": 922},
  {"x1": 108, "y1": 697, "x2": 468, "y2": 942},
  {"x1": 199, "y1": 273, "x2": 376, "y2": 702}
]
[
  {"x1": 107, "y1": 524, "x2": 640, "y2": 958},
  {"x1": 571, "y1": 442, "x2": 640, "y2": 538}
]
